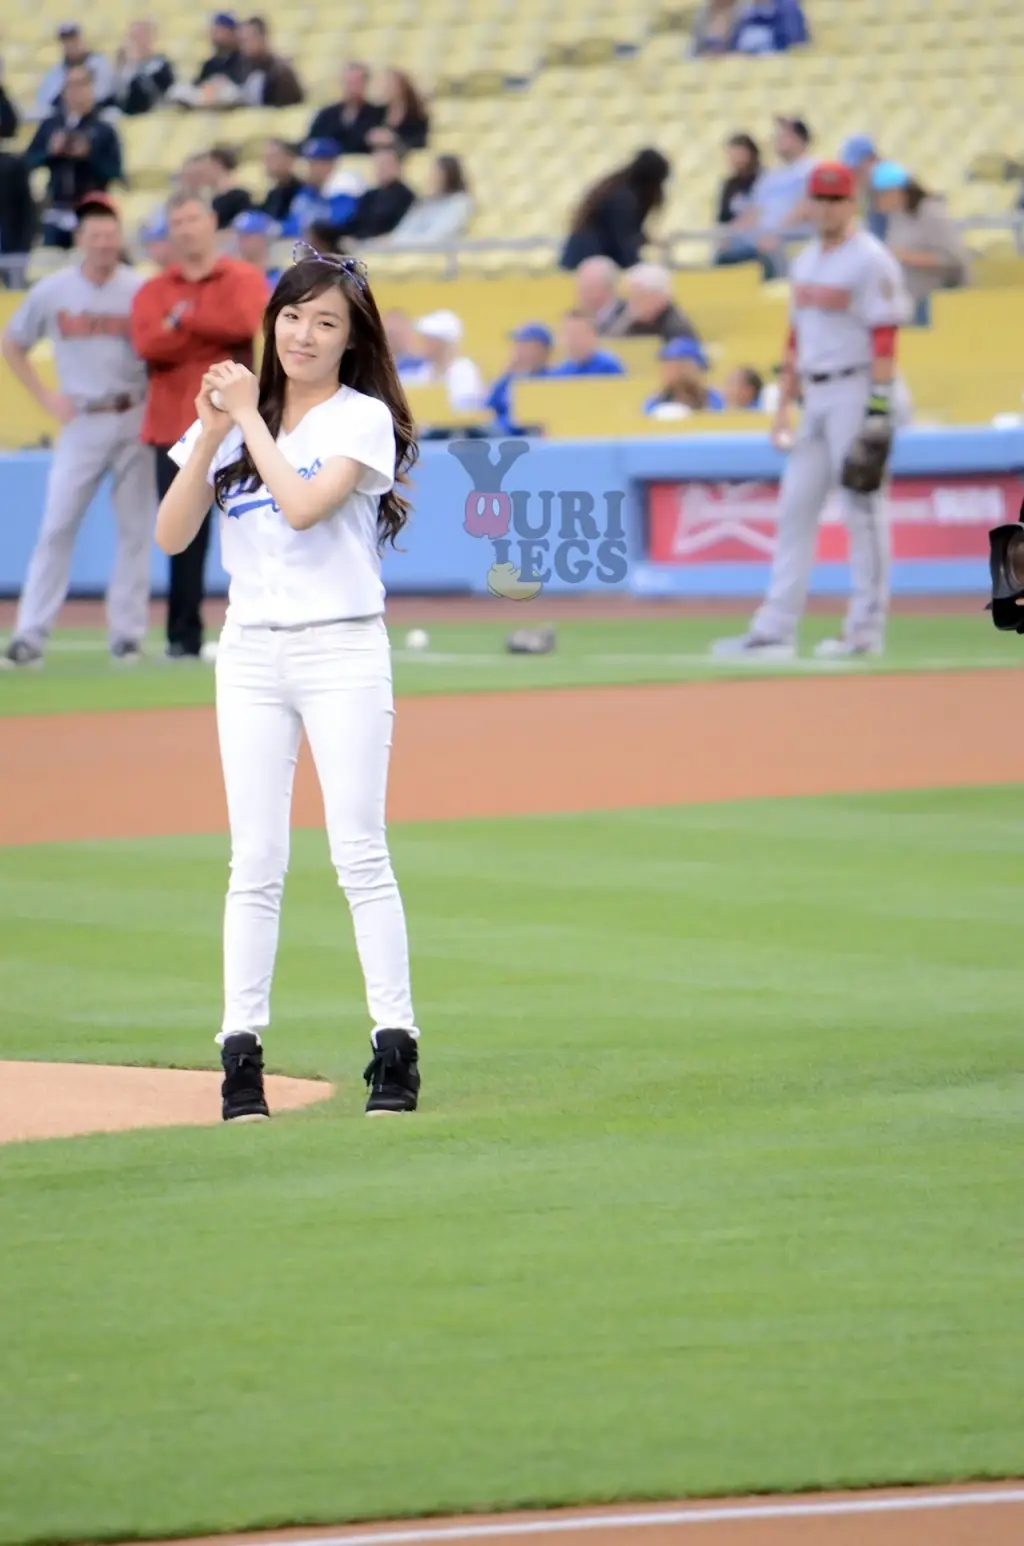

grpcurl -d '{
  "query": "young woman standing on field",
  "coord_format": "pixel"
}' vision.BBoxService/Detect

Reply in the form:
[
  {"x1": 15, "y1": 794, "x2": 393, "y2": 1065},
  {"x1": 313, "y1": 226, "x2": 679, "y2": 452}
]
[{"x1": 156, "y1": 244, "x2": 421, "y2": 1120}]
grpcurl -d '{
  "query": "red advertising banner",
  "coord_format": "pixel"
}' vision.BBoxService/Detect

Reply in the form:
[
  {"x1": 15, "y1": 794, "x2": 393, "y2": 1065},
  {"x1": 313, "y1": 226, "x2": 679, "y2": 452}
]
[{"x1": 646, "y1": 475, "x2": 1021, "y2": 565}]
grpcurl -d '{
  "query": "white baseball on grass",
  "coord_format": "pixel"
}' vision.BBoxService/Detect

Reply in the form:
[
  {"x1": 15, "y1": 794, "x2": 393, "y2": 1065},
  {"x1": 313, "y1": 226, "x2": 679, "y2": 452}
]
[
  {"x1": 210, "y1": 388, "x2": 226, "y2": 411},
  {"x1": 405, "y1": 628, "x2": 429, "y2": 652}
]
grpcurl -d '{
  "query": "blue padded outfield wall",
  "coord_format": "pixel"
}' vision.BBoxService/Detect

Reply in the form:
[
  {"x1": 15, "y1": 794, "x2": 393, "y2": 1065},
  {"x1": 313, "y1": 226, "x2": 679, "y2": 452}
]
[{"x1": 1, "y1": 425, "x2": 1021, "y2": 600}]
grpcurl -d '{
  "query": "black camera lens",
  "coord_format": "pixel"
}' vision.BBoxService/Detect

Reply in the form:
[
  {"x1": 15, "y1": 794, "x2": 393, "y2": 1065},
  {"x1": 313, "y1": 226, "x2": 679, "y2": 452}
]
[{"x1": 1008, "y1": 529, "x2": 1024, "y2": 590}]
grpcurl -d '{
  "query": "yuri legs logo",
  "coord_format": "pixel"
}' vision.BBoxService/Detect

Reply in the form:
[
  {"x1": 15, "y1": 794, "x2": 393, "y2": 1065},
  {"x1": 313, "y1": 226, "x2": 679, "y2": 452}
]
[{"x1": 448, "y1": 439, "x2": 628, "y2": 600}]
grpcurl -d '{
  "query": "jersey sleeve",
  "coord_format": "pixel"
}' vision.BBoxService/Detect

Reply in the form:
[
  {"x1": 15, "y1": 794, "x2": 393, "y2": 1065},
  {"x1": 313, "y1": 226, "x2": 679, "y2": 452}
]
[
  {"x1": 332, "y1": 395, "x2": 396, "y2": 496},
  {"x1": 167, "y1": 419, "x2": 243, "y2": 484},
  {"x1": 854, "y1": 243, "x2": 911, "y2": 329},
  {"x1": 3, "y1": 280, "x2": 52, "y2": 349}
]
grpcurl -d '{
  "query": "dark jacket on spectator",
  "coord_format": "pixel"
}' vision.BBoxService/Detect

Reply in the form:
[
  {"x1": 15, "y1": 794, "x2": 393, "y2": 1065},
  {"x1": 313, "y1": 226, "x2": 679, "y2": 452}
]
[
  {"x1": 25, "y1": 107, "x2": 122, "y2": 212},
  {"x1": 384, "y1": 107, "x2": 429, "y2": 151},
  {"x1": 717, "y1": 170, "x2": 758, "y2": 226},
  {"x1": 307, "y1": 99, "x2": 385, "y2": 156},
  {"x1": 0, "y1": 151, "x2": 37, "y2": 272},
  {"x1": 0, "y1": 82, "x2": 18, "y2": 141},
  {"x1": 605, "y1": 301, "x2": 699, "y2": 343},
  {"x1": 560, "y1": 186, "x2": 647, "y2": 271},
  {"x1": 353, "y1": 178, "x2": 415, "y2": 239},
  {"x1": 262, "y1": 175, "x2": 303, "y2": 225},
  {"x1": 194, "y1": 48, "x2": 246, "y2": 87},
  {"x1": 241, "y1": 53, "x2": 304, "y2": 108},
  {"x1": 212, "y1": 186, "x2": 253, "y2": 230},
  {"x1": 110, "y1": 54, "x2": 175, "y2": 115}
]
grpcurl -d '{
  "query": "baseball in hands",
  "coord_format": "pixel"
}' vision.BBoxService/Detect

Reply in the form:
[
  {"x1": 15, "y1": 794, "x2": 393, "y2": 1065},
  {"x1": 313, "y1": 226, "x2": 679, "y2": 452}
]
[
  {"x1": 210, "y1": 388, "x2": 226, "y2": 411},
  {"x1": 775, "y1": 430, "x2": 794, "y2": 451}
]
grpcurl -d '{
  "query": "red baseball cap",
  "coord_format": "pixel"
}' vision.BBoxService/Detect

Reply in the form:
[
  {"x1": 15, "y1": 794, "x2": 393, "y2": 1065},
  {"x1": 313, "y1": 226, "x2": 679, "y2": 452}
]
[{"x1": 808, "y1": 161, "x2": 855, "y2": 199}]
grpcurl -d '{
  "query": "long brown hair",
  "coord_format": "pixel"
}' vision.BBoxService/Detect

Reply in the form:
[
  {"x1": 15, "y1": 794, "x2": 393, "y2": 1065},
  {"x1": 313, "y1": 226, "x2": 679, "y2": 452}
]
[
  {"x1": 213, "y1": 257, "x2": 417, "y2": 549},
  {"x1": 569, "y1": 147, "x2": 671, "y2": 236},
  {"x1": 386, "y1": 67, "x2": 428, "y2": 125}
]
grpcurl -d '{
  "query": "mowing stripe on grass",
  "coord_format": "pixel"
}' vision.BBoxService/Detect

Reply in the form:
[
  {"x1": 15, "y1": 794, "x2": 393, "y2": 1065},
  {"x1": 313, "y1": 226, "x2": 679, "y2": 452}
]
[{"x1": 226, "y1": 1488, "x2": 1024, "y2": 1545}]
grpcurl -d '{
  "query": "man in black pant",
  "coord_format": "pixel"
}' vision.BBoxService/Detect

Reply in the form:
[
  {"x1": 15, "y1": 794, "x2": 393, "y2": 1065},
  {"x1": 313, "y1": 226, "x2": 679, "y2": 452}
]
[{"x1": 130, "y1": 189, "x2": 267, "y2": 657}]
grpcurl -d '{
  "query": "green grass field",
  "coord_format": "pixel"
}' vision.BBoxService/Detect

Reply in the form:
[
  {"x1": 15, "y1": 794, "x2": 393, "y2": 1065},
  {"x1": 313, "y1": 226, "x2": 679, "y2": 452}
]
[
  {"x1": 0, "y1": 612, "x2": 1016, "y2": 716},
  {"x1": 1, "y1": 790, "x2": 1022, "y2": 1545}
]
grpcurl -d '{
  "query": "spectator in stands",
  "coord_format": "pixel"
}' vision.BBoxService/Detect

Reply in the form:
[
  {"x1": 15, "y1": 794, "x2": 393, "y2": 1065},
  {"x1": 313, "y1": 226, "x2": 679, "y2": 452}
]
[
  {"x1": 34, "y1": 24, "x2": 115, "y2": 122},
  {"x1": 729, "y1": 1, "x2": 809, "y2": 55},
  {"x1": 238, "y1": 17, "x2": 304, "y2": 108},
  {"x1": 604, "y1": 262, "x2": 699, "y2": 342},
  {"x1": 0, "y1": 148, "x2": 36, "y2": 287},
  {"x1": 0, "y1": 66, "x2": 19, "y2": 141},
  {"x1": 871, "y1": 162, "x2": 971, "y2": 326},
  {"x1": 716, "y1": 133, "x2": 761, "y2": 237},
  {"x1": 714, "y1": 115, "x2": 812, "y2": 278},
  {"x1": 690, "y1": 0, "x2": 739, "y2": 56},
  {"x1": 110, "y1": 20, "x2": 174, "y2": 116},
  {"x1": 260, "y1": 137, "x2": 302, "y2": 224},
  {"x1": 385, "y1": 154, "x2": 472, "y2": 247},
  {"x1": 231, "y1": 208, "x2": 281, "y2": 287},
  {"x1": 368, "y1": 68, "x2": 430, "y2": 152},
  {"x1": 26, "y1": 66, "x2": 122, "y2": 248},
  {"x1": 384, "y1": 308, "x2": 431, "y2": 384},
  {"x1": 169, "y1": 13, "x2": 246, "y2": 108},
  {"x1": 414, "y1": 310, "x2": 485, "y2": 410},
  {"x1": 351, "y1": 143, "x2": 415, "y2": 239},
  {"x1": 574, "y1": 256, "x2": 625, "y2": 334},
  {"x1": 840, "y1": 135, "x2": 886, "y2": 240},
  {"x1": 723, "y1": 364, "x2": 764, "y2": 410},
  {"x1": 485, "y1": 323, "x2": 553, "y2": 434},
  {"x1": 282, "y1": 138, "x2": 359, "y2": 244},
  {"x1": 560, "y1": 147, "x2": 671, "y2": 271},
  {"x1": 307, "y1": 63, "x2": 384, "y2": 156},
  {"x1": 549, "y1": 312, "x2": 625, "y2": 377},
  {"x1": 138, "y1": 211, "x2": 171, "y2": 271},
  {"x1": 644, "y1": 338, "x2": 723, "y2": 417},
  {"x1": 193, "y1": 144, "x2": 252, "y2": 229}
]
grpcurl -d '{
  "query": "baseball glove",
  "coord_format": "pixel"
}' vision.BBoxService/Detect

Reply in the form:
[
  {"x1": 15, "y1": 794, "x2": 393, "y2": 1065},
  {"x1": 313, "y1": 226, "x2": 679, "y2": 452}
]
[{"x1": 840, "y1": 416, "x2": 893, "y2": 495}]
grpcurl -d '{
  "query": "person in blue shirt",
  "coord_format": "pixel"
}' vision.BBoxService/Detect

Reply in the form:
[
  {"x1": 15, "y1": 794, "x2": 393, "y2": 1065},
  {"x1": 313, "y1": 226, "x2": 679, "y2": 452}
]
[
  {"x1": 644, "y1": 337, "x2": 724, "y2": 416},
  {"x1": 840, "y1": 134, "x2": 887, "y2": 241},
  {"x1": 548, "y1": 311, "x2": 626, "y2": 377},
  {"x1": 714, "y1": 115, "x2": 813, "y2": 279},
  {"x1": 729, "y1": 0, "x2": 809, "y2": 54},
  {"x1": 231, "y1": 208, "x2": 282, "y2": 289},
  {"x1": 281, "y1": 138, "x2": 359, "y2": 245},
  {"x1": 485, "y1": 322, "x2": 553, "y2": 433}
]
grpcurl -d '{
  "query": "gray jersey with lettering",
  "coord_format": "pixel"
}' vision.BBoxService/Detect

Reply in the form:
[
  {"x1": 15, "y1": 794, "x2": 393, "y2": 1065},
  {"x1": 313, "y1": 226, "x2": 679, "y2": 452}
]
[
  {"x1": 5, "y1": 263, "x2": 147, "y2": 405},
  {"x1": 789, "y1": 231, "x2": 909, "y2": 376}
]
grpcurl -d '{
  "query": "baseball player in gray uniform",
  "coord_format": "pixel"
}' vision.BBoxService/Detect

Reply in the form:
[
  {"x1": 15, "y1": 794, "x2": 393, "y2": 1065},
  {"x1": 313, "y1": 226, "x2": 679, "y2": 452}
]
[
  {"x1": 713, "y1": 160, "x2": 911, "y2": 661},
  {"x1": 1, "y1": 196, "x2": 156, "y2": 667}
]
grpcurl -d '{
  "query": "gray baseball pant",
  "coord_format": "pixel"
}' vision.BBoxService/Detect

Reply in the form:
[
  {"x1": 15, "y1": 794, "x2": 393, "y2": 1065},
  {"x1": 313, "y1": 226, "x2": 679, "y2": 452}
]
[
  {"x1": 15, "y1": 405, "x2": 157, "y2": 649},
  {"x1": 751, "y1": 377, "x2": 890, "y2": 649}
]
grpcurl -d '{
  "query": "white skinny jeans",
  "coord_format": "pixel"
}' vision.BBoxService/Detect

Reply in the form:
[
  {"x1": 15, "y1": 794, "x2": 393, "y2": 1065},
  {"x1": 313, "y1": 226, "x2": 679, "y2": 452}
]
[{"x1": 214, "y1": 615, "x2": 417, "y2": 1043}]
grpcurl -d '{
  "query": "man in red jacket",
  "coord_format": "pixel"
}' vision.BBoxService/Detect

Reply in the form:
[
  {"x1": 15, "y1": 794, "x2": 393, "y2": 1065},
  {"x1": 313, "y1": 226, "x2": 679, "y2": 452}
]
[{"x1": 130, "y1": 189, "x2": 267, "y2": 658}]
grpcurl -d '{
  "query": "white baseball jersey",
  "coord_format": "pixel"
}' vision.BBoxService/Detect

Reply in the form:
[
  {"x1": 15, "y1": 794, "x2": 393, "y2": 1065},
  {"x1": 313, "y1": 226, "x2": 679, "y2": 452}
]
[
  {"x1": 789, "y1": 231, "x2": 909, "y2": 376},
  {"x1": 5, "y1": 263, "x2": 147, "y2": 406},
  {"x1": 169, "y1": 385, "x2": 396, "y2": 627}
]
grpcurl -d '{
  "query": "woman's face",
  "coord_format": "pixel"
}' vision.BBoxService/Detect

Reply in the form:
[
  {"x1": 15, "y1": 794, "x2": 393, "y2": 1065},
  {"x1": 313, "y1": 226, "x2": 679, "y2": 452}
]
[
  {"x1": 727, "y1": 141, "x2": 752, "y2": 174},
  {"x1": 275, "y1": 285, "x2": 351, "y2": 384},
  {"x1": 875, "y1": 186, "x2": 903, "y2": 214},
  {"x1": 429, "y1": 160, "x2": 445, "y2": 197}
]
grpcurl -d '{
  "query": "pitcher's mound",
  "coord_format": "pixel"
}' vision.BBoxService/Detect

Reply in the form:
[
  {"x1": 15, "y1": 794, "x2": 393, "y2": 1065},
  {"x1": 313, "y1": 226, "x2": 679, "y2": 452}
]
[{"x1": 0, "y1": 1061, "x2": 332, "y2": 1145}]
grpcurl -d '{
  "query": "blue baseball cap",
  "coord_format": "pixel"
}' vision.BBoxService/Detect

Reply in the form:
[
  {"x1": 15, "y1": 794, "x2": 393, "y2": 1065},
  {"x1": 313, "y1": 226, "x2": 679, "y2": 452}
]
[
  {"x1": 871, "y1": 160, "x2": 910, "y2": 191},
  {"x1": 840, "y1": 135, "x2": 878, "y2": 169},
  {"x1": 660, "y1": 336, "x2": 708, "y2": 369},
  {"x1": 233, "y1": 209, "x2": 276, "y2": 236},
  {"x1": 302, "y1": 137, "x2": 341, "y2": 162},
  {"x1": 212, "y1": 11, "x2": 237, "y2": 27},
  {"x1": 511, "y1": 323, "x2": 553, "y2": 347},
  {"x1": 141, "y1": 213, "x2": 169, "y2": 241}
]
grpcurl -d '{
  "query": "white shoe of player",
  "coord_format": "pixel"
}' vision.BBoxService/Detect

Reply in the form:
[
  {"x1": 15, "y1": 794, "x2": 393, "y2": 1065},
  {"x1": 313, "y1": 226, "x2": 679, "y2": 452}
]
[
  {"x1": 813, "y1": 638, "x2": 883, "y2": 659},
  {"x1": 710, "y1": 633, "x2": 796, "y2": 663}
]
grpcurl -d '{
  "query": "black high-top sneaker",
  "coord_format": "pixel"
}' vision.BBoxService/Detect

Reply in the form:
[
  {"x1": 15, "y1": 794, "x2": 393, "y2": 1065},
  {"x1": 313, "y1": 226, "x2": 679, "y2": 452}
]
[
  {"x1": 363, "y1": 1030, "x2": 420, "y2": 1115},
  {"x1": 220, "y1": 1033, "x2": 270, "y2": 1122}
]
